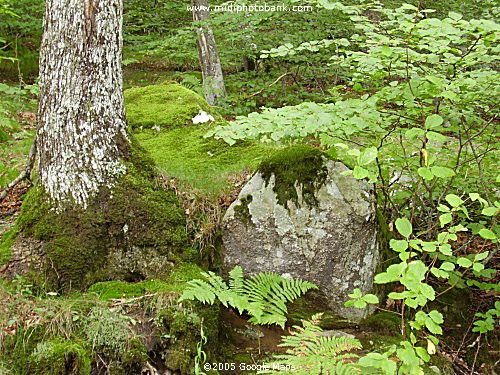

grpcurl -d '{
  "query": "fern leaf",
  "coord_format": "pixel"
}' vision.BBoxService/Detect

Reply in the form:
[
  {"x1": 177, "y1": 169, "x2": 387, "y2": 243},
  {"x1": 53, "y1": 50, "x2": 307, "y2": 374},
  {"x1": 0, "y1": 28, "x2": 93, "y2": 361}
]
[
  {"x1": 179, "y1": 279, "x2": 216, "y2": 304},
  {"x1": 229, "y1": 266, "x2": 245, "y2": 294}
]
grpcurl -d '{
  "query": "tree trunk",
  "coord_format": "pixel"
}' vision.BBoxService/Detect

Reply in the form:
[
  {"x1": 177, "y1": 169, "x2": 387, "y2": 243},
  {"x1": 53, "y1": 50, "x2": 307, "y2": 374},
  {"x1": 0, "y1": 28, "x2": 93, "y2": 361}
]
[
  {"x1": 1, "y1": 0, "x2": 189, "y2": 289},
  {"x1": 37, "y1": 0, "x2": 129, "y2": 209},
  {"x1": 191, "y1": 0, "x2": 226, "y2": 106}
]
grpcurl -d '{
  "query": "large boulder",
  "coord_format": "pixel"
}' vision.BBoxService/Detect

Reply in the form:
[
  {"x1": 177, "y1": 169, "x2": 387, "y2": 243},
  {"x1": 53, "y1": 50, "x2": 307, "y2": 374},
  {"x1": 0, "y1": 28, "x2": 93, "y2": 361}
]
[
  {"x1": 124, "y1": 82, "x2": 219, "y2": 131},
  {"x1": 222, "y1": 145, "x2": 379, "y2": 321}
]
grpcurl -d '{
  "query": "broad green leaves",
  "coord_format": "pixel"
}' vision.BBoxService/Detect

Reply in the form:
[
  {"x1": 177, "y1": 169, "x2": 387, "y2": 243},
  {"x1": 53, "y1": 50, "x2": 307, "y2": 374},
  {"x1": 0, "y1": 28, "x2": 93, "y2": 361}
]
[{"x1": 345, "y1": 288, "x2": 379, "y2": 309}]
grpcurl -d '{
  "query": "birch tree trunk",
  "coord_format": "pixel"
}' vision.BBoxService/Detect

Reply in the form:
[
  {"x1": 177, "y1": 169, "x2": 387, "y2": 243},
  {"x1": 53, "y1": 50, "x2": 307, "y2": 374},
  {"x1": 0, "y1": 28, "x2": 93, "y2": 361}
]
[
  {"x1": 191, "y1": 0, "x2": 226, "y2": 105},
  {"x1": 37, "y1": 0, "x2": 129, "y2": 209}
]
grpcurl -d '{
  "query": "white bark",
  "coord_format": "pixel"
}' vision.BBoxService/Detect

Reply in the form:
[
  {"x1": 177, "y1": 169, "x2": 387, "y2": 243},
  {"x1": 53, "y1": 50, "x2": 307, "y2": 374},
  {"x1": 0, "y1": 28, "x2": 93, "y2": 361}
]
[
  {"x1": 191, "y1": 0, "x2": 226, "y2": 105},
  {"x1": 37, "y1": 0, "x2": 128, "y2": 209}
]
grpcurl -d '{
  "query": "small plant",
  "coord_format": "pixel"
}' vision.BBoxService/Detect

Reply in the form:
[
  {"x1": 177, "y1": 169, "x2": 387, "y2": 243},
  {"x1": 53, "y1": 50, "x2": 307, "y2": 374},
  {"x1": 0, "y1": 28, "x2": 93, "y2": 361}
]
[
  {"x1": 179, "y1": 265, "x2": 317, "y2": 327},
  {"x1": 83, "y1": 306, "x2": 131, "y2": 355},
  {"x1": 194, "y1": 319, "x2": 207, "y2": 375},
  {"x1": 260, "y1": 313, "x2": 362, "y2": 375}
]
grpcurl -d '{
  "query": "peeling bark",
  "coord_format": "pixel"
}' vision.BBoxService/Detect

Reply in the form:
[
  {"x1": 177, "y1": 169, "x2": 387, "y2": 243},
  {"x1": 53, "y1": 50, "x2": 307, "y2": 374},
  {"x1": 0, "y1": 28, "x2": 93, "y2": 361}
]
[
  {"x1": 37, "y1": 0, "x2": 128, "y2": 209},
  {"x1": 191, "y1": 0, "x2": 226, "y2": 106}
]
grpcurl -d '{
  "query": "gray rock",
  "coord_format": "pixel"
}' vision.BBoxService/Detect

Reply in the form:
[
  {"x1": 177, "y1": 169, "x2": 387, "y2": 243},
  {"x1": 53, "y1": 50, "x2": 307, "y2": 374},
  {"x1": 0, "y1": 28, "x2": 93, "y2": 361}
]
[{"x1": 222, "y1": 159, "x2": 379, "y2": 321}]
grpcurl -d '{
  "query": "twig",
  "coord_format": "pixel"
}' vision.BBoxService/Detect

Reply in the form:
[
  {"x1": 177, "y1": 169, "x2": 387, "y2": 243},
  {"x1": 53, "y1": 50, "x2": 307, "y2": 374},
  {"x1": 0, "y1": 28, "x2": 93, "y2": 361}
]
[
  {"x1": 0, "y1": 136, "x2": 37, "y2": 203},
  {"x1": 247, "y1": 73, "x2": 290, "y2": 98}
]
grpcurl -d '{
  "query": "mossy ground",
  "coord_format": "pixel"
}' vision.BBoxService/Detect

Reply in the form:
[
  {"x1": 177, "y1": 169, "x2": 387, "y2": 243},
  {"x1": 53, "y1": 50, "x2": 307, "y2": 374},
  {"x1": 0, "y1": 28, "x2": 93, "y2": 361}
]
[
  {"x1": 0, "y1": 263, "x2": 220, "y2": 374},
  {"x1": 135, "y1": 122, "x2": 277, "y2": 196}
]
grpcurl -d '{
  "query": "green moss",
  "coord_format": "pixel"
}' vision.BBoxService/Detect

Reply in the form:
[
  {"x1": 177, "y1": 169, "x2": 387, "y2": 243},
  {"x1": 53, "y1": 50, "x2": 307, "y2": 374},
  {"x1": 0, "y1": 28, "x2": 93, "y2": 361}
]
[
  {"x1": 11, "y1": 139, "x2": 189, "y2": 291},
  {"x1": 29, "y1": 338, "x2": 91, "y2": 375},
  {"x1": 88, "y1": 263, "x2": 204, "y2": 300},
  {"x1": 234, "y1": 195, "x2": 253, "y2": 225},
  {"x1": 136, "y1": 126, "x2": 277, "y2": 195},
  {"x1": 121, "y1": 338, "x2": 149, "y2": 374},
  {"x1": 0, "y1": 228, "x2": 15, "y2": 266},
  {"x1": 287, "y1": 296, "x2": 353, "y2": 330},
  {"x1": 258, "y1": 145, "x2": 328, "y2": 209},
  {"x1": 124, "y1": 82, "x2": 216, "y2": 130},
  {"x1": 87, "y1": 280, "x2": 147, "y2": 300},
  {"x1": 156, "y1": 300, "x2": 220, "y2": 374},
  {"x1": 360, "y1": 312, "x2": 401, "y2": 334}
]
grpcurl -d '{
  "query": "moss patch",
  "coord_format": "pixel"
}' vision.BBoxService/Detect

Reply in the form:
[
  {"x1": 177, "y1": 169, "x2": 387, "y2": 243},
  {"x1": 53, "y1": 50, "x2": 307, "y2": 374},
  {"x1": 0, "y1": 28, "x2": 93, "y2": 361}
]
[
  {"x1": 87, "y1": 263, "x2": 204, "y2": 300},
  {"x1": 136, "y1": 127, "x2": 277, "y2": 195},
  {"x1": 124, "y1": 82, "x2": 216, "y2": 130},
  {"x1": 0, "y1": 229, "x2": 15, "y2": 266},
  {"x1": 29, "y1": 338, "x2": 91, "y2": 375},
  {"x1": 156, "y1": 300, "x2": 220, "y2": 374},
  {"x1": 360, "y1": 311, "x2": 401, "y2": 334},
  {"x1": 258, "y1": 145, "x2": 329, "y2": 209},
  {"x1": 234, "y1": 194, "x2": 253, "y2": 225}
]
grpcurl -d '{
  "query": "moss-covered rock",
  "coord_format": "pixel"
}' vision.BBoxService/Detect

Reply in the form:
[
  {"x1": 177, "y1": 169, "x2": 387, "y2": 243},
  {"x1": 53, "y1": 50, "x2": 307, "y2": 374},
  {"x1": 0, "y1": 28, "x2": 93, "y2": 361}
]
[
  {"x1": 29, "y1": 338, "x2": 91, "y2": 375},
  {"x1": 124, "y1": 82, "x2": 218, "y2": 130},
  {"x1": 223, "y1": 147, "x2": 379, "y2": 321},
  {"x1": 155, "y1": 299, "x2": 220, "y2": 374},
  {"x1": 3, "y1": 139, "x2": 190, "y2": 290},
  {"x1": 87, "y1": 263, "x2": 205, "y2": 300},
  {"x1": 258, "y1": 145, "x2": 328, "y2": 209},
  {"x1": 360, "y1": 311, "x2": 401, "y2": 334},
  {"x1": 135, "y1": 126, "x2": 277, "y2": 195}
]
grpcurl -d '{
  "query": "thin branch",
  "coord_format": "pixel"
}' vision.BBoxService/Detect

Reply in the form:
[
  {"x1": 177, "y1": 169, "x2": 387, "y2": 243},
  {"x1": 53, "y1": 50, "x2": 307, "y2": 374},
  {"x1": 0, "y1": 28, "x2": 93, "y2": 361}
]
[{"x1": 0, "y1": 136, "x2": 37, "y2": 203}]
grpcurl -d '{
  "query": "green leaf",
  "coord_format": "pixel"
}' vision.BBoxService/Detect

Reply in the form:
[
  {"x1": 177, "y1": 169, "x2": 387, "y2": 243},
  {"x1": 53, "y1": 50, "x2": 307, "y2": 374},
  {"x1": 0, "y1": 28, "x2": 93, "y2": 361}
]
[
  {"x1": 481, "y1": 207, "x2": 499, "y2": 216},
  {"x1": 473, "y1": 263, "x2": 485, "y2": 272},
  {"x1": 457, "y1": 257, "x2": 473, "y2": 268},
  {"x1": 439, "y1": 213, "x2": 452, "y2": 227},
  {"x1": 349, "y1": 288, "x2": 362, "y2": 298},
  {"x1": 363, "y1": 294, "x2": 379, "y2": 304},
  {"x1": 431, "y1": 166, "x2": 455, "y2": 178},
  {"x1": 478, "y1": 228, "x2": 496, "y2": 240},
  {"x1": 474, "y1": 252, "x2": 489, "y2": 262},
  {"x1": 424, "y1": 319, "x2": 443, "y2": 335},
  {"x1": 390, "y1": 239, "x2": 409, "y2": 252},
  {"x1": 426, "y1": 131, "x2": 447, "y2": 142},
  {"x1": 418, "y1": 167, "x2": 434, "y2": 181},
  {"x1": 353, "y1": 166, "x2": 369, "y2": 179},
  {"x1": 405, "y1": 128, "x2": 425, "y2": 139},
  {"x1": 395, "y1": 218, "x2": 413, "y2": 238},
  {"x1": 425, "y1": 114, "x2": 443, "y2": 129},
  {"x1": 440, "y1": 262, "x2": 455, "y2": 271},
  {"x1": 354, "y1": 299, "x2": 367, "y2": 308},
  {"x1": 445, "y1": 194, "x2": 463, "y2": 208},
  {"x1": 448, "y1": 11, "x2": 463, "y2": 20},
  {"x1": 429, "y1": 310, "x2": 444, "y2": 324},
  {"x1": 358, "y1": 147, "x2": 378, "y2": 166}
]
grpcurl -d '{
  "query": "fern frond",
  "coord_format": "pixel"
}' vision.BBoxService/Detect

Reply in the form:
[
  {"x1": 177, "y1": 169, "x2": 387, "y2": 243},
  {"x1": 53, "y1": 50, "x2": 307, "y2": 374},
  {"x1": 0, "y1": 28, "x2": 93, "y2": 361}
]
[
  {"x1": 260, "y1": 314, "x2": 362, "y2": 374},
  {"x1": 178, "y1": 279, "x2": 216, "y2": 304},
  {"x1": 229, "y1": 266, "x2": 245, "y2": 294},
  {"x1": 179, "y1": 266, "x2": 317, "y2": 327}
]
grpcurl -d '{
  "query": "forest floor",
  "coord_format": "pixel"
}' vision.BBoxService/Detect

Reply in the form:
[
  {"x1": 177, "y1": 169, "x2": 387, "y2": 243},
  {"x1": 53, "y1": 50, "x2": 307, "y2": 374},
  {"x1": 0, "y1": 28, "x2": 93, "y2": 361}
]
[{"x1": 0, "y1": 66, "x2": 498, "y2": 374}]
